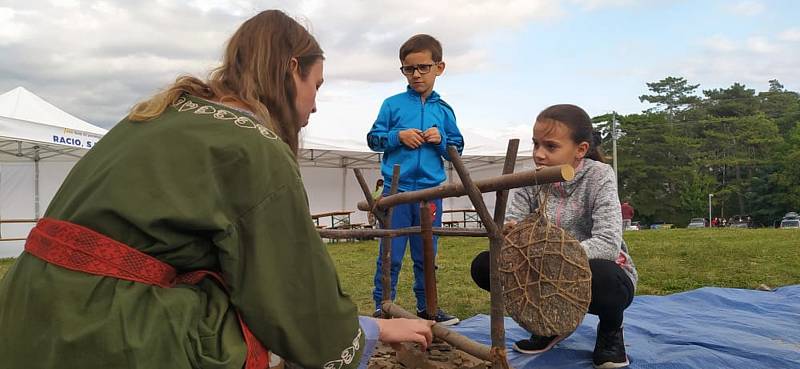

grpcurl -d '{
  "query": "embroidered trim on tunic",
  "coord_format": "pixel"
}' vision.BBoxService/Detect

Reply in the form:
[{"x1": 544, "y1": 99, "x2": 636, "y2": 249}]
[
  {"x1": 323, "y1": 328, "x2": 362, "y2": 369},
  {"x1": 171, "y1": 96, "x2": 278, "y2": 140}
]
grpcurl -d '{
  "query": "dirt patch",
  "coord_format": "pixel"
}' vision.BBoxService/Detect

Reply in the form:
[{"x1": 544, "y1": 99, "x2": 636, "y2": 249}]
[{"x1": 368, "y1": 341, "x2": 491, "y2": 369}]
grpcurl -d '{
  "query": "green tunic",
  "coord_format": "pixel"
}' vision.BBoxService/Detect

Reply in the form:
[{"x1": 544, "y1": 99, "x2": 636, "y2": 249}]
[{"x1": 0, "y1": 95, "x2": 366, "y2": 369}]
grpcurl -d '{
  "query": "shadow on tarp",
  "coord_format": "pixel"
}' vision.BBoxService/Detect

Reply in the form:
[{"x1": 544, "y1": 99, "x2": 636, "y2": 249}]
[{"x1": 452, "y1": 285, "x2": 800, "y2": 369}]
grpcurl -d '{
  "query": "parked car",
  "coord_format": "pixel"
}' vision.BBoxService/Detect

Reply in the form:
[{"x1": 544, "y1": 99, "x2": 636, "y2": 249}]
[
  {"x1": 779, "y1": 212, "x2": 799, "y2": 229},
  {"x1": 649, "y1": 221, "x2": 673, "y2": 230},
  {"x1": 780, "y1": 218, "x2": 800, "y2": 229},
  {"x1": 687, "y1": 218, "x2": 707, "y2": 228},
  {"x1": 626, "y1": 221, "x2": 641, "y2": 231},
  {"x1": 728, "y1": 214, "x2": 752, "y2": 228}
]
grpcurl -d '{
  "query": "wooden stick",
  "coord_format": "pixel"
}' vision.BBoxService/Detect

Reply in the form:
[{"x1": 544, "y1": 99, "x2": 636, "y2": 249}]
[
  {"x1": 380, "y1": 165, "x2": 401, "y2": 312},
  {"x1": 489, "y1": 140, "x2": 519, "y2": 363},
  {"x1": 420, "y1": 201, "x2": 437, "y2": 316},
  {"x1": 492, "y1": 139, "x2": 519, "y2": 228},
  {"x1": 357, "y1": 165, "x2": 574, "y2": 211},
  {"x1": 446, "y1": 146, "x2": 501, "y2": 240},
  {"x1": 0, "y1": 219, "x2": 38, "y2": 223},
  {"x1": 353, "y1": 169, "x2": 385, "y2": 225},
  {"x1": 445, "y1": 146, "x2": 509, "y2": 368},
  {"x1": 318, "y1": 226, "x2": 488, "y2": 239},
  {"x1": 381, "y1": 302, "x2": 492, "y2": 361}
]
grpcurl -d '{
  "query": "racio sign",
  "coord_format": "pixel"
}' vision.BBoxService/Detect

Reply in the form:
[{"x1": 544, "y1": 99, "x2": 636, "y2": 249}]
[
  {"x1": 52, "y1": 128, "x2": 102, "y2": 149},
  {"x1": 52, "y1": 135, "x2": 94, "y2": 148}
]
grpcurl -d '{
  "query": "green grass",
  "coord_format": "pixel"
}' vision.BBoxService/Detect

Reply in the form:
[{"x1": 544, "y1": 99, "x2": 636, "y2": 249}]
[
  {"x1": 624, "y1": 228, "x2": 800, "y2": 295},
  {"x1": 329, "y1": 237, "x2": 493, "y2": 318},
  {"x1": 2, "y1": 229, "x2": 797, "y2": 319},
  {"x1": 327, "y1": 228, "x2": 800, "y2": 318},
  {"x1": 0, "y1": 258, "x2": 14, "y2": 279}
]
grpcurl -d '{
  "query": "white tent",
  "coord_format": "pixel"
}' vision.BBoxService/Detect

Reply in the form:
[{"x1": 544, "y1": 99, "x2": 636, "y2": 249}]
[
  {"x1": 298, "y1": 124, "x2": 535, "y2": 228},
  {"x1": 0, "y1": 87, "x2": 107, "y2": 257},
  {"x1": 0, "y1": 87, "x2": 534, "y2": 257}
]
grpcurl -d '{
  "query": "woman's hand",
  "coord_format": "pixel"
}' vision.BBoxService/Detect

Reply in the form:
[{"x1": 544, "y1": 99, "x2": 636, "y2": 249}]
[{"x1": 375, "y1": 318, "x2": 435, "y2": 350}]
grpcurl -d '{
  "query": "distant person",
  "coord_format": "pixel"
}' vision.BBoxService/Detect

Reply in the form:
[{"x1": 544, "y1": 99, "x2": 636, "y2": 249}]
[
  {"x1": 621, "y1": 201, "x2": 635, "y2": 230},
  {"x1": 368, "y1": 178, "x2": 384, "y2": 227}
]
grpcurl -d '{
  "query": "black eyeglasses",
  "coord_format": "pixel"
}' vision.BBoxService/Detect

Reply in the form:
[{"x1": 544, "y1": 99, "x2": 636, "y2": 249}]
[{"x1": 400, "y1": 63, "x2": 438, "y2": 76}]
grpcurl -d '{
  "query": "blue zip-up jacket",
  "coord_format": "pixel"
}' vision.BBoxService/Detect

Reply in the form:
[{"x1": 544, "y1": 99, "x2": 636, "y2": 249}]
[{"x1": 367, "y1": 86, "x2": 465, "y2": 192}]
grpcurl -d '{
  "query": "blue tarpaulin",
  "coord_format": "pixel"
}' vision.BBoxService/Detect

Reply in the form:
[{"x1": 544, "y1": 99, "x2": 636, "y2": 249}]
[{"x1": 452, "y1": 285, "x2": 800, "y2": 369}]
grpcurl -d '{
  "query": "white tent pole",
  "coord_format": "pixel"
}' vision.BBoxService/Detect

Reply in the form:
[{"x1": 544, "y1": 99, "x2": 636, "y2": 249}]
[
  {"x1": 34, "y1": 147, "x2": 40, "y2": 220},
  {"x1": 341, "y1": 158, "x2": 346, "y2": 212}
]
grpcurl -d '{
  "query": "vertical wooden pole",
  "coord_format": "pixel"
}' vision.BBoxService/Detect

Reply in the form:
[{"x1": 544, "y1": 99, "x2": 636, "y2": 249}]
[
  {"x1": 421, "y1": 200, "x2": 438, "y2": 316},
  {"x1": 381, "y1": 165, "x2": 401, "y2": 312}
]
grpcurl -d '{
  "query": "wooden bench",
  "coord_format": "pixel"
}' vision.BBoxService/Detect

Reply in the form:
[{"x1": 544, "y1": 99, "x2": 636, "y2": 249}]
[
  {"x1": 332, "y1": 223, "x2": 364, "y2": 230},
  {"x1": 442, "y1": 220, "x2": 461, "y2": 228}
]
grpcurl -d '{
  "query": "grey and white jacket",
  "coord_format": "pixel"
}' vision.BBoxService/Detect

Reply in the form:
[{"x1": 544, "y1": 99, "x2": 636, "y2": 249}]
[{"x1": 506, "y1": 159, "x2": 638, "y2": 288}]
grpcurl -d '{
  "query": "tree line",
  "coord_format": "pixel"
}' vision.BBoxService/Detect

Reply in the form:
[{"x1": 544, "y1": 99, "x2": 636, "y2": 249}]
[{"x1": 594, "y1": 77, "x2": 800, "y2": 227}]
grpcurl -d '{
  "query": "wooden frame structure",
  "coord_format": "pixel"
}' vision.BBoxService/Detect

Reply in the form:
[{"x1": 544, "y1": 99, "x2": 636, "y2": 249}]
[{"x1": 318, "y1": 140, "x2": 575, "y2": 367}]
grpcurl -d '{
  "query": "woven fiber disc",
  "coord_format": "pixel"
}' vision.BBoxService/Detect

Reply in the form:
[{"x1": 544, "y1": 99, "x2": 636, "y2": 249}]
[{"x1": 499, "y1": 212, "x2": 592, "y2": 336}]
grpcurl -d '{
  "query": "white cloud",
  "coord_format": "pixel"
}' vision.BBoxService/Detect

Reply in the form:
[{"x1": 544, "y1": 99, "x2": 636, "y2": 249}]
[
  {"x1": 679, "y1": 31, "x2": 800, "y2": 91},
  {"x1": 779, "y1": 28, "x2": 800, "y2": 42},
  {"x1": 0, "y1": 1, "x2": 250, "y2": 126},
  {"x1": 0, "y1": 0, "x2": 635, "y2": 127},
  {"x1": 570, "y1": 0, "x2": 635, "y2": 11},
  {"x1": 726, "y1": 0, "x2": 765, "y2": 16},
  {"x1": 0, "y1": 7, "x2": 33, "y2": 45},
  {"x1": 704, "y1": 35, "x2": 738, "y2": 52},
  {"x1": 301, "y1": 0, "x2": 563, "y2": 83},
  {"x1": 745, "y1": 36, "x2": 776, "y2": 53}
]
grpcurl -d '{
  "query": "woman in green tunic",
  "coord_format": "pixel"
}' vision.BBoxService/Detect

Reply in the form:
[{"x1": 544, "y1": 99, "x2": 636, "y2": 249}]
[{"x1": 0, "y1": 10, "x2": 432, "y2": 369}]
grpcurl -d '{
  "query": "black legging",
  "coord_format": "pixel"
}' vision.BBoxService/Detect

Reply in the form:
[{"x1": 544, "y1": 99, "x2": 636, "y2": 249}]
[{"x1": 470, "y1": 251, "x2": 634, "y2": 333}]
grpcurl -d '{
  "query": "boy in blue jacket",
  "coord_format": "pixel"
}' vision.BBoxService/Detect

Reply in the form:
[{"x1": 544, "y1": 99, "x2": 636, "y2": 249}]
[{"x1": 366, "y1": 34, "x2": 464, "y2": 325}]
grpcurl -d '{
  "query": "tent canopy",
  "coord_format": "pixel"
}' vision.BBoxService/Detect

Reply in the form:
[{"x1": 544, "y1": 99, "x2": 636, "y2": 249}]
[
  {"x1": 0, "y1": 86, "x2": 533, "y2": 169},
  {"x1": 0, "y1": 86, "x2": 535, "y2": 256},
  {"x1": 0, "y1": 86, "x2": 107, "y2": 162},
  {"x1": 297, "y1": 123, "x2": 537, "y2": 229},
  {"x1": 299, "y1": 124, "x2": 533, "y2": 170},
  {"x1": 0, "y1": 87, "x2": 108, "y2": 257}
]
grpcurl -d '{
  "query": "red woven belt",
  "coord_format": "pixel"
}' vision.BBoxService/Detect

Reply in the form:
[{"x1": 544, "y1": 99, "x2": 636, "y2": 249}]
[{"x1": 25, "y1": 218, "x2": 269, "y2": 369}]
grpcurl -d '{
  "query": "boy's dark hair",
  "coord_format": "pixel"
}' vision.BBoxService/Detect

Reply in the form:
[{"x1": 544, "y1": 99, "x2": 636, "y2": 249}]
[
  {"x1": 399, "y1": 34, "x2": 443, "y2": 62},
  {"x1": 536, "y1": 104, "x2": 605, "y2": 163}
]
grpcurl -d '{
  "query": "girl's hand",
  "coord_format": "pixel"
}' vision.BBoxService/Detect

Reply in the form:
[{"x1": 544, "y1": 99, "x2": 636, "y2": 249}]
[
  {"x1": 399, "y1": 129, "x2": 424, "y2": 149},
  {"x1": 375, "y1": 318, "x2": 435, "y2": 350}
]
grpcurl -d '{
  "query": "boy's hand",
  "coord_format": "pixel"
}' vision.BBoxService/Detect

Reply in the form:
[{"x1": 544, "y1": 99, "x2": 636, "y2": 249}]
[
  {"x1": 423, "y1": 127, "x2": 441, "y2": 144},
  {"x1": 399, "y1": 129, "x2": 425, "y2": 149}
]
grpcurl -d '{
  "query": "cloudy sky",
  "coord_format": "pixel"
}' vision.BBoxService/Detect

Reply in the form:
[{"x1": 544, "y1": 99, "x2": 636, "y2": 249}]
[{"x1": 1, "y1": 0, "x2": 799, "y2": 142}]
